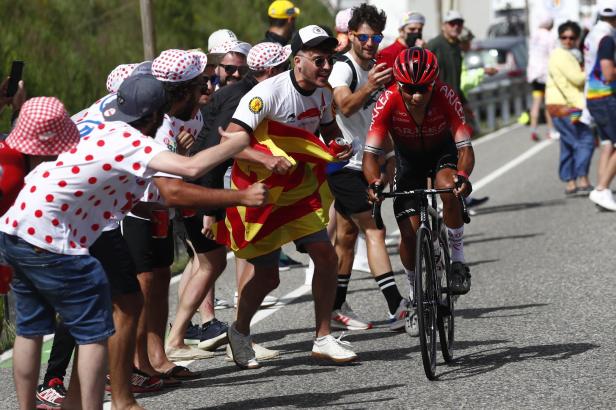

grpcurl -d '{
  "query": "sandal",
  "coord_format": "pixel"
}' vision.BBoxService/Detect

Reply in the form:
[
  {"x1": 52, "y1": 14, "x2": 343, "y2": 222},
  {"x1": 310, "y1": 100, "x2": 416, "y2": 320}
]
[{"x1": 162, "y1": 365, "x2": 202, "y2": 380}]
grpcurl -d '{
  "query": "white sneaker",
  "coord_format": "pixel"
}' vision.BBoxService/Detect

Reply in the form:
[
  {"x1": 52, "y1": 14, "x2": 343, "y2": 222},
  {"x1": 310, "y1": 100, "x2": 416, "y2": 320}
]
[
  {"x1": 234, "y1": 292, "x2": 278, "y2": 308},
  {"x1": 225, "y1": 342, "x2": 280, "y2": 361},
  {"x1": 389, "y1": 298, "x2": 409, "y2": 331},
  {"x1": 214, "y1": 297, "x2": 232, "y2": 310},
  {"x1": 589, "y1": 188, "x2": 616, "y2": 211},
  {"x1": 549, "y1": 130, "x2": 560, "y2": 140},
  {"x1": 405, "y1": 309, "x2": 419, "y2": 337},
  {"x1": 331, "y1": 302, "x2": 373, "y2": 330},
  {"x1": 311, "y1": 334, "x2": 358, "y2": 363}
]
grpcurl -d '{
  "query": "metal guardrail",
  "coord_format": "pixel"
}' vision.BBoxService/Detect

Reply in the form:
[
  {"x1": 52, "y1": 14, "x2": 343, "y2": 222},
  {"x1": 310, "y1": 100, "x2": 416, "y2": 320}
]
[{"x1": 467, "y1": 76, "x2": 531, "y2": 133}]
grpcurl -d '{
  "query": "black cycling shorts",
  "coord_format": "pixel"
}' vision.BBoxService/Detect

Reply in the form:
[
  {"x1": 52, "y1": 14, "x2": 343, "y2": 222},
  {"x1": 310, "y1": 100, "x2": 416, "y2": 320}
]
[
  {"x1": 122, "y1": 215, "x2": 175, "y2": 273},
  {"x1": 182, "y1": 212, "x2": 224, "y2": 254},
  {"x1": 393, "y1": 140, "x2": 458, "y2": 220},
  {"x1": 327, "y1": 169, "x2": 372, "y2": 217},
  {"x1": 89, "y1": 227, "x2": 140, "y2": 296}
]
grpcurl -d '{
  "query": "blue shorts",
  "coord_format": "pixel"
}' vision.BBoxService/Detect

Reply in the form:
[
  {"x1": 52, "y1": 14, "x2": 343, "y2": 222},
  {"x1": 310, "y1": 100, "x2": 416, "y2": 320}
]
[
  {"x1": 587, "y1": 96, "x2": 616, "y2": 144},
  {"x1": 0, "y1": 233, "x2": 115, "y2": 345}
]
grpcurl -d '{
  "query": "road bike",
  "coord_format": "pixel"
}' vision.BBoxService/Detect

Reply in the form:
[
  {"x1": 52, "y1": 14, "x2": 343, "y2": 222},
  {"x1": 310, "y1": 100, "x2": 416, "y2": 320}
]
[{"x1": 372, "y1": 184, "x2": 470, "y2": 380}]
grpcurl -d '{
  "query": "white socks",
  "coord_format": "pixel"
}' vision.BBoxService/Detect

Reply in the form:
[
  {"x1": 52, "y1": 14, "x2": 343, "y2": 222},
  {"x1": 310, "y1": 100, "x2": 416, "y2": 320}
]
[{"x1": 447, "y1": 225, "x2": 465, "y2": 263}]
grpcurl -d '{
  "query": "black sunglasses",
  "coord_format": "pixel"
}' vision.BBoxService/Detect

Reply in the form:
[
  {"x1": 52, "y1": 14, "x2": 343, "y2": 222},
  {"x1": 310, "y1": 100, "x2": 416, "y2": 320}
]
[
  {"x1": 297, "y1": 55, "x2": 334, "y2": 68},
  {"x1": 399, "y1": 82, "x2": 433, "y2": 94},
  {"x1": 219, "y1": 64, "x2": 249, "y2": 76},
  {"x1": 354, "y1": 33, "x2": 384, "y2": 44}
]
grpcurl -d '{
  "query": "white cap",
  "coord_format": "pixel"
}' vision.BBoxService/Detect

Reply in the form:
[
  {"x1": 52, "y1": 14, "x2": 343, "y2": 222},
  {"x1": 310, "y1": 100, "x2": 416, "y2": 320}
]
[
  {"x1": 207, "y1": 29, "x2": 238, "y2": 52},
  {"x1": 599, "y1": 0, "x2": 616, "y2": 17},
  {"x1": 335, "y1": 8, "x2": 353, "y2": 33},
  {"x1": 443, "y1": 10, "x2": 464, "y2": 23},
  {"x1": 399, "y1": 11, "x2": 425, "y2": 29},
  {"x1": 209, "y1": 40, "x2": 252, "y2": 56},
  {"x1": 290, "y1": 25, "x2": 338, "y2": 55}
]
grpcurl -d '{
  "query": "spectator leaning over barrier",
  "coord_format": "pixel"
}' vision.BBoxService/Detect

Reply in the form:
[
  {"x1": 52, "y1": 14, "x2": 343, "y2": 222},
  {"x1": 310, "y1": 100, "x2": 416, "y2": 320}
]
[
  {"x1": 546, "y1": 21, "x2": 594, "y2": 196},
  {"x1": 376, "y1": 11, "x2": 426, "y2": 70},
  {"x1": 527, "y1": 15, "x2": 556, "y2": 141},
  {"x1": 264, "y1": 0, "x2": 300, "y2": 45},
  {"x1": 585, "y1": 1, "x2": 616, "y2": 211}
]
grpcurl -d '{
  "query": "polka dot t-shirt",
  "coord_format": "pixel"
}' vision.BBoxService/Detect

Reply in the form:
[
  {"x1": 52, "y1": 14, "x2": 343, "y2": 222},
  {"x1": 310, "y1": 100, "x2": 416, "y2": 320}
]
[{"x1": 0, "y1": 122, "x2": 168, "y2": 255}]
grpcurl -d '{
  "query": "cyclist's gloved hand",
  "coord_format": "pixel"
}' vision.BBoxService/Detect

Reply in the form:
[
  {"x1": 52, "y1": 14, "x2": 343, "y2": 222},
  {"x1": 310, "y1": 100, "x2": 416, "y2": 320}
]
[
  {"x1": 367, "y1": 180, "x2": 384, "y2": 203},
  {"x1": 453, "y1": 172, "x2": 472, "y2": 197}
]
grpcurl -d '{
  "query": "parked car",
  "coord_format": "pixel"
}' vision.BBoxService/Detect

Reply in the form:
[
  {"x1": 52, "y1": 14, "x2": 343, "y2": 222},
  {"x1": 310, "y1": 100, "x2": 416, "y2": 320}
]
[{"x1": 465, "y1": 36, "x2": 528, "y2": 83}]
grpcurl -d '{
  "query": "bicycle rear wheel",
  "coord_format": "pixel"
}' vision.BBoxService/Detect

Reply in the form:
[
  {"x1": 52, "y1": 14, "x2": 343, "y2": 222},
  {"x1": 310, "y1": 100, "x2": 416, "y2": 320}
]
[
  {"x1": 437, "y1": 225, "x2": 455, "y2": 363},
  {"x1": 415, "y1": 227, "x2": 438, "y2": 380}
]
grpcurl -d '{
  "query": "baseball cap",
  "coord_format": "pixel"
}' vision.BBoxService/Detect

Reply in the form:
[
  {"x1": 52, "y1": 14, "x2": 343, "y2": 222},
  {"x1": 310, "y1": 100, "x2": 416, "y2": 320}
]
[
  {"x1": 443, "y1": 10, "x2": 464, "y2": 23},
  {"x1": 598, "y1": 0, "x2": 616, "y2": 17},
  {"x1": 6, "y1": 97, "x2": 79, "y2": 156},
  {"x1": 268, "y1": 0, "x2": 300, "y2": 19},
  {"x1": 106, "y1": 61, "x2": 152, "y2": 93},
  {"x1": 399, "y1": 11, "x2": 426, "y2": 29},
  {"x1": 335, "y1": 8, "x2": 353, "y2": 33},
  {"x1": 207, "y1": 29, "x2": 238, "y2": 52},
  {"x1": 152, "y1": 49, "x2": 207, "y2": 82},
  {"x1": 209, "y1": 40, "x2": 252, "y2": 56},
  {"x1": 247, "y1": 42, "x2": 292, "y2": 70},
  {"x1": 290, "y1": 25, "x2": 339, "y2": 55},
  {"x1": 102, "y1": 74, "x2": 167, "y2": 123}
]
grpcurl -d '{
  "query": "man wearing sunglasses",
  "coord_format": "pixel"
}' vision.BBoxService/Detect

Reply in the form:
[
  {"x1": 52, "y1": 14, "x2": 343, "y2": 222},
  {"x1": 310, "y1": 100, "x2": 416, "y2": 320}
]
[
  {"x1": 364, "y1": 48, "x2": 475, "y2": 305},
  {"x1": 210, "y1": 40, "x2": 252, "y2": 88},
  {"x1": 327, "y1": 4, "x2": 410, "y2": 334},
  {"x1": 427, "y1": 10, "x2": 467, "y2": 105},
  {"x1": 223, "y1": 25, "x2": 359, "y2": 368}
]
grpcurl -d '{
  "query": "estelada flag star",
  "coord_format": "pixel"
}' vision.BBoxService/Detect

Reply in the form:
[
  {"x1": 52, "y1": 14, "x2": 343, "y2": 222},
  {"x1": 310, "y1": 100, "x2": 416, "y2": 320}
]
[{"x1": 213, "y1": 120, "x2": 337, "y2": 259}]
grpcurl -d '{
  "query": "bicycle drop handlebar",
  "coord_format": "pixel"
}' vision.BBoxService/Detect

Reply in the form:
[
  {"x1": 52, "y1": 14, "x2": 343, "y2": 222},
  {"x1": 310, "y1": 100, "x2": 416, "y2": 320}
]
[{"x1": 371, "y1": 188, "x2": 471, "y2": 230}]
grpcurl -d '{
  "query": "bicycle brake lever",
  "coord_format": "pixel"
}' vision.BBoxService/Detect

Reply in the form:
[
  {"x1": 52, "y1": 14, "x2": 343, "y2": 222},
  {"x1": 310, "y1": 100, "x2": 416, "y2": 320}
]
[{"x1": 459, "y1": 195, "x2": 471, "y2": 224}]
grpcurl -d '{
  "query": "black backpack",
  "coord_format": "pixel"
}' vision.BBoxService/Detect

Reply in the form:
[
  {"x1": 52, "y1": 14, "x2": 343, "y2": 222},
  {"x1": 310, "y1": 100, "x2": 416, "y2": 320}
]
[{"x1": 332, "y1": 53, "x2": 358, "y2": 92}]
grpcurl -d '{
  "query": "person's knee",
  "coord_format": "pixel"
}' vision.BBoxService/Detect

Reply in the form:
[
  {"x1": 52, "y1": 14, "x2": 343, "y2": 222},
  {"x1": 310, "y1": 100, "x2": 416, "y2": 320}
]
[
  {"x1": 312, "y1": 245, "x2": 338, "y2": 268},
  {"x1": 113, "y1": 291, "x2": 143, "y2": 317}
]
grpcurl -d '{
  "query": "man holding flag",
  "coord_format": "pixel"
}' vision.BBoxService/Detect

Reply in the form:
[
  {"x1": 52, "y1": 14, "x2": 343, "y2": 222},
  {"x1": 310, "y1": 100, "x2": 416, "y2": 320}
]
[{"x1": 218, "y1": 25, "x2": 359, "y2": 368}]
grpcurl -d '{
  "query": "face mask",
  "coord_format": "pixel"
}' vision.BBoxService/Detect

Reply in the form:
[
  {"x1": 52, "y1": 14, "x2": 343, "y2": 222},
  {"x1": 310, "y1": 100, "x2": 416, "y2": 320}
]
[{"x1": 405, "y1": 32, "x2": 422, "y2": 47}]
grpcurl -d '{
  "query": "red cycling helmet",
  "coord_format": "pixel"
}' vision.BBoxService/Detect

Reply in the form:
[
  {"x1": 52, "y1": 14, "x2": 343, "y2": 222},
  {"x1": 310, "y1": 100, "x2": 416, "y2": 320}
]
[{"x1": 393, "y1": 47, "x2": 439, "y2": 86}]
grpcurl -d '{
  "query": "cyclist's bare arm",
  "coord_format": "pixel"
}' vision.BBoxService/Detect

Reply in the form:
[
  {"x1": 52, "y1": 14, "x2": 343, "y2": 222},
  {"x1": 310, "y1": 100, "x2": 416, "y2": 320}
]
[
  {"x1": 363, "y1": 132, "x2": 386, "y2": 202},
  {"x1": 453, "y1": 127, "x2": 475, "y2": 196}
]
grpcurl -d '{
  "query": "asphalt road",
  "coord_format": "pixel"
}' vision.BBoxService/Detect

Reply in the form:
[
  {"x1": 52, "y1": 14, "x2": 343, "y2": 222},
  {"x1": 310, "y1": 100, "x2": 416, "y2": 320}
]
[{"x1": 1, "y1": 124, "x2": 615, "y2": 409}]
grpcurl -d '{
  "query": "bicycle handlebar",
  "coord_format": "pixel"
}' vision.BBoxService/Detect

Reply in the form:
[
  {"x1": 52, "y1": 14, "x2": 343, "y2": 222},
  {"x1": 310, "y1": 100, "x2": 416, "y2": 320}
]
[{"x1": 371, "y1": 188, "x2": 471, "y2": 230}]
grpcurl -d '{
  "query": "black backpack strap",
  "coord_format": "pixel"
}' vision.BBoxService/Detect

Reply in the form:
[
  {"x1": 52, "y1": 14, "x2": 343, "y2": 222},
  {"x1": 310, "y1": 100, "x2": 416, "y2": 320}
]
[{"x1": 335, "y1": 54, "x2": 358, "y2": 92}]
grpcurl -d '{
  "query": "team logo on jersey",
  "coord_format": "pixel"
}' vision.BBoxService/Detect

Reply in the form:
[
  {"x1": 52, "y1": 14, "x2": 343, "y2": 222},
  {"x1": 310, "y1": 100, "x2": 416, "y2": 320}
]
[{"x1": 249, "y1": 97, "x2": 264, "y2": 113}]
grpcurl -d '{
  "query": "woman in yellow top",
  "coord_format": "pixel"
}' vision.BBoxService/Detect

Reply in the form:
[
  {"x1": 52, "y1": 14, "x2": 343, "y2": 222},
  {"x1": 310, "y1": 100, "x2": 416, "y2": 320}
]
[{"x1": 546, "y1": 20, "x2": 595, "y2": 195}]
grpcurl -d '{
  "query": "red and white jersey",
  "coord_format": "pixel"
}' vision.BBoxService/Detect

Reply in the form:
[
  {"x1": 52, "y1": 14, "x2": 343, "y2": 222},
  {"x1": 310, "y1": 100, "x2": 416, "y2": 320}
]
[
  {"x1": 368, "y1": 80, "x2": 471, "y2": 155},
  {"x1": 0, "y1": 122, "x2": 167, "y2": 255},
  {"x1": 231, "y1": 70, "x2": 334, "y2": 135}
]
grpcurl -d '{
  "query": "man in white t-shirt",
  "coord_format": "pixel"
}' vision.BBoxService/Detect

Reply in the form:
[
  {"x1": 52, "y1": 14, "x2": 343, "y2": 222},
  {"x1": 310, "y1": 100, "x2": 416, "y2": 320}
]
[
  {"x1": 0, "y1": 76, "x2": 262, "y2": 410},
  {"x1": 326, "y1": 4, "x2": 411, "y2": 334},
  {"x1": 224, "y1": 25, "x2": 359, "y2": 368}
]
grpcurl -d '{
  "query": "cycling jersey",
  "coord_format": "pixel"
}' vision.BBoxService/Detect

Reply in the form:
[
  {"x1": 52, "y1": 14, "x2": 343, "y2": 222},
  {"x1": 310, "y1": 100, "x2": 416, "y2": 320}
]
[{"x1": 367, "y1": 79, "x2": 471, "y2": 158}]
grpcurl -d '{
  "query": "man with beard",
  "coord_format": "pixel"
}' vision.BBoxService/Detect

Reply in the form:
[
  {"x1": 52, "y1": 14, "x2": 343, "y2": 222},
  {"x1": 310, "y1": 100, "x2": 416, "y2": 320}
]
[{"x1": 211, "y1": 40, "x2": 252, "y2": 89}]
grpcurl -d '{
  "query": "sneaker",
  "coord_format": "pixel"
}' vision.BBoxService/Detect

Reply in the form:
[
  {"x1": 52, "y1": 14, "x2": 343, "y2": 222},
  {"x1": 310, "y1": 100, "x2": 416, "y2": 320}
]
[
  {"x1": 225, "y1": 341, "x2": 280, "y2": 361},
  {"x1": 183, "y1": 321, "x2": 201, "y2": 345},
  {"x1": 311, "y1": 334, "x2": 358, "y2": 363},
  {"x1": 449, "y1": 262, "x2": 471, "y2": 294},
  {"x1": 234, "y1": 292, "x2": 278, "y2": 308},
  {"x1": 404, "y1": 309, "x2": 419, "y2": 337},
  {"x1": 227, "y1": 323, "x2": 260, "y2": 369},
  {"x1": 465, "y1": 196, "x2": 489, "y2": 208},
  {"x1": 279, "y1": 252, "x2": 303, "y2": 271},
  {"x1": 589, "y1": 188, "x2": 616, "y2": 211},
  {"x1": 105, "y1": 371, "x2": 163, "y2": 394},
  {"x1": 214, "y1": 297, "x2": 233, "y2": 310},
  {"x1": 197, "y1": 318, "x2": 229, "y2": 351},
  {"x1": 388, "y1": 298, "x2": 410, "y2": 331},
  {"x1": 36, "y1": 378, "x2": 66, "y2": 409},
  {"x1": 549, "y1": 130, "x2": 560, "y2": 139},
  {"x1": 331, "y1": 302, "x2": 373, "y2": 330}
]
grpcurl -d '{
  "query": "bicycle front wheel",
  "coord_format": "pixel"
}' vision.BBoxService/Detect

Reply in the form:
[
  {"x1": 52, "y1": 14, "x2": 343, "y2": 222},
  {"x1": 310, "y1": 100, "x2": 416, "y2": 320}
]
[{"x1": 415, "y1": 227, "x2": 438, "y2": 380}]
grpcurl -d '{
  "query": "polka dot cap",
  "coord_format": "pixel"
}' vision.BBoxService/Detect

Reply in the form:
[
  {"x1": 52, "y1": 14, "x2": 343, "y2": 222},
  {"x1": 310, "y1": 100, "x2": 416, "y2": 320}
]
[
  {"x1": 335, "y1": 8, "x2": 353, "y2": 33},
  {"x1": 209, "y1": 40, "x2": 252, "y2": 56},
  {"x1": 106, "y1": 61, "x2": 152, "y2": 93},
  {"x1": 151, "y1": 49, "x2": 207, "y2": 83},
  {"x1": 247, "y1": 42, "x2": 291, "y2": 71},
  {"x1": 5, "y1": 97, "x2": 80, "y2": 156}
]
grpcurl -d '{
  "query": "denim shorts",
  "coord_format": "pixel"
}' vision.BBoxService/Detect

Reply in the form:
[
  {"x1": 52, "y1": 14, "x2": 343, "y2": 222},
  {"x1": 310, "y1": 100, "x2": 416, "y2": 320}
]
[{"x1": 0, "y1": 232, "x2": 115, "y2": 344}]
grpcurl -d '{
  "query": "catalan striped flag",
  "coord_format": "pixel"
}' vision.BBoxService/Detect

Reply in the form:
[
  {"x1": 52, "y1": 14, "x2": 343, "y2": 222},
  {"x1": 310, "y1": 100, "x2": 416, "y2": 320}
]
[{"x1": 213, "y1": 120, "x2": 336, "y2": 259}]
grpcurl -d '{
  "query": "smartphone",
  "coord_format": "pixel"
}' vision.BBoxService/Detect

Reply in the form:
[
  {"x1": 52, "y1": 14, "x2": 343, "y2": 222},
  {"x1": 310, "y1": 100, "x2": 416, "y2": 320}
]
[{"x1": 6, "y1": 61, "x2": 24, "y2": 97}]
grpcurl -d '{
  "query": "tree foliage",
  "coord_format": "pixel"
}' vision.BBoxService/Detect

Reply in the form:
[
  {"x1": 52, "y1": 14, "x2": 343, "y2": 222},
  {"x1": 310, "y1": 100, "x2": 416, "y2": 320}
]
[{"x1": 0, "y1": 0, "x2": 333, "y2": 129}]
